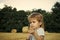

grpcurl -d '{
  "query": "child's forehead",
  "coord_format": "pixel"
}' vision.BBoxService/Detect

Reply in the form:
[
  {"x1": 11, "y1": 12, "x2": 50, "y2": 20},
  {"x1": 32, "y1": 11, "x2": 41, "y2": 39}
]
[{"x1": 29, "y1": 18, "x2": 38, "y2": 22}]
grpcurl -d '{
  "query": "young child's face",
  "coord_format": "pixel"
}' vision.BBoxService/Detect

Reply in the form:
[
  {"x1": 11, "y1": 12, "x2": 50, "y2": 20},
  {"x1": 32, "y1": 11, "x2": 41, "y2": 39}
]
[{"x1": 29, "y1": 18, "x2": 41, "y2": 29}]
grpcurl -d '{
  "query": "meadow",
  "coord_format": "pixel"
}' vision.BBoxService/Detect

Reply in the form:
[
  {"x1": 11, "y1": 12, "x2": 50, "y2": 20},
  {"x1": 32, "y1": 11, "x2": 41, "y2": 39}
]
[{"x1": 0, "y1": 32, "x2": 60, "y2": 40}]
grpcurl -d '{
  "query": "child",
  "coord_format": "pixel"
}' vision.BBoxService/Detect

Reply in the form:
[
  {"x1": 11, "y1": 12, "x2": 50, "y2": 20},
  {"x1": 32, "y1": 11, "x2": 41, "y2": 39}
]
[{"x1": 26, "y1": 12, "x2": 45, "y2": 40}]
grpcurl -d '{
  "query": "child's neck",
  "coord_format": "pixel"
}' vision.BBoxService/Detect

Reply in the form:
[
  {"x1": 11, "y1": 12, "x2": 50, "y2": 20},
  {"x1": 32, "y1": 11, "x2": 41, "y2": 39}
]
[{"x1": 36, "y1": 27, "x2": 41, "y2": 29}]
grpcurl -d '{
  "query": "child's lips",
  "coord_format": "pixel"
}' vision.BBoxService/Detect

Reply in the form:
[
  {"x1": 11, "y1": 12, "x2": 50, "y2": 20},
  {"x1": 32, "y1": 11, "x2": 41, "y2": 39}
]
[{"x1": 32, "y1": 27, "x2": 36, "y2": 29}]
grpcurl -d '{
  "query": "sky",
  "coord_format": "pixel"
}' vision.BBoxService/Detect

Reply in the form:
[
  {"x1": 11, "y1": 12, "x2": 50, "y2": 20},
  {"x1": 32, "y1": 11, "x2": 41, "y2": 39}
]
[{"x1": 0, "y1": 0, "x2": 60, "y2": 12}]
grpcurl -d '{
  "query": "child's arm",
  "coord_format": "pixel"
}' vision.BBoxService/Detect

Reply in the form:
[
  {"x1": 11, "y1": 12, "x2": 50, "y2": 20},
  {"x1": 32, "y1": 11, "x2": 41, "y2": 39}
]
[
  {"x1": 33, "y1": 32, "x2": 44, "y2": 40},
  {"x1": 26, "y1": 34, "x2": 31, "y2": 40},
  {"x1": 26, "y1": 26, "x2": 35, "y2": 40}
]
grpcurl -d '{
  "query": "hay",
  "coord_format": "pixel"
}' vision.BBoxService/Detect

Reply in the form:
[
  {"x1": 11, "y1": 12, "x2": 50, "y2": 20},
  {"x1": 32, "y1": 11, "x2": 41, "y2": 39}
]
[
  {"x1": 11, "y1": 29, "x2": 17, "y2": 33},
  {"x1": 22, "y1": 26, "x2": 28, "y2": 33}
]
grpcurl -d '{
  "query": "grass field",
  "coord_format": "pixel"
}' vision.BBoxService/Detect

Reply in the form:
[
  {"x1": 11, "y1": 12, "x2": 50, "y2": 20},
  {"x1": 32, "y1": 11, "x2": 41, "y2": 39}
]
[{"x1": 0, "y1": 32, "x2": 60, "y2": 40}]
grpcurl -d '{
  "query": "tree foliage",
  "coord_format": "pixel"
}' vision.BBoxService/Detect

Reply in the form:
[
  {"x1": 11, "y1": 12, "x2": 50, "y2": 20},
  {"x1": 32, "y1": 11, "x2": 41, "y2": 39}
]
[{"x1": 0, "y1": 2, "x2": 60, "y2": 33}]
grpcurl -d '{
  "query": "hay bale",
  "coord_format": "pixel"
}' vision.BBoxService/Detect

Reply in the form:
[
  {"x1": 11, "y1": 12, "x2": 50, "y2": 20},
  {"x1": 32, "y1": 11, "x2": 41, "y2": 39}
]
[
  {"x1": 22, "y1": 26, "x2": 28, "y2": 33},
  {"x1": 11, "y1": 29, "x2": 17, "y2": 33}
]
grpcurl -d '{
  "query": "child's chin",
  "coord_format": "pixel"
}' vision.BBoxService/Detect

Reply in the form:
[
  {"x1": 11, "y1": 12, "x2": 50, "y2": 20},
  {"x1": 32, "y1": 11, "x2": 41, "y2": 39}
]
[{"x1": 33, "y1": 27, "x2": 36, "y2": 30}]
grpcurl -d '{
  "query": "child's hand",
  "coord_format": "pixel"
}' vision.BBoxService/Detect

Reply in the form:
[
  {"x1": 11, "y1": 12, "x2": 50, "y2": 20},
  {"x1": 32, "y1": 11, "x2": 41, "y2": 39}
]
[
  {"x1": 28, "y1": 26, "x2": 35, "y2": 34},
  {"x1": 28, "y1": 29, "x2": 34, "y2": 34}
]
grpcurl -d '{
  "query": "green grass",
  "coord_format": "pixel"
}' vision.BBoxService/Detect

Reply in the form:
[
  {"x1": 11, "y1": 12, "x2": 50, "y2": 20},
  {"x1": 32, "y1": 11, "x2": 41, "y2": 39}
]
[{"x1": 0, "y1": 32, "x2": 60, "y2": 40}]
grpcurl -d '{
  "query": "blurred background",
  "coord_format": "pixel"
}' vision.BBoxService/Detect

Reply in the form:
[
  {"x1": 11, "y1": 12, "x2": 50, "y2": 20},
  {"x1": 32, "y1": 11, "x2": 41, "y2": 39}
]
[{"x1": 0, "y1": 0, "x2": 60, "y2": 40}]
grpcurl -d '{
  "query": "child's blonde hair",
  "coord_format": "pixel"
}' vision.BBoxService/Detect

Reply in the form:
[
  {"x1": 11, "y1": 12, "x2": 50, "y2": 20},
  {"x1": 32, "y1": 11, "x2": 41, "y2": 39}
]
[{"x1": 28, "y1": 12, "x2": 44, "y2": 28}]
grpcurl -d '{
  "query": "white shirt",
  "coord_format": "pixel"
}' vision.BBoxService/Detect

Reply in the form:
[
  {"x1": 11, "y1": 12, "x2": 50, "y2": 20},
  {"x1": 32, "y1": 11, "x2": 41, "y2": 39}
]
[{"x1": 30, "y1": 28, "x2": 45, "y2": 40}]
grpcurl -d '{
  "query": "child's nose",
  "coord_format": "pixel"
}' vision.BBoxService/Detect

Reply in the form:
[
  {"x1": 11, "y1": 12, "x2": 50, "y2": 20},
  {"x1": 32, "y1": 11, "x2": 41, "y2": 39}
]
[
  {"x1": 31, "y1": 23, "x2": 34, "y2": 25},
  {"x1": 30, "y1": 23, "x2": 33, "y2": 26}
]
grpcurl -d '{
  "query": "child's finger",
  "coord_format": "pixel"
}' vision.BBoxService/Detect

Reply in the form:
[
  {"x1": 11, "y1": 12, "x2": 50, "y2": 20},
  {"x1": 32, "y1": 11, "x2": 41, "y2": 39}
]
[{"x1": 28, "y1": 29, "x2": 35, "y2": 34}]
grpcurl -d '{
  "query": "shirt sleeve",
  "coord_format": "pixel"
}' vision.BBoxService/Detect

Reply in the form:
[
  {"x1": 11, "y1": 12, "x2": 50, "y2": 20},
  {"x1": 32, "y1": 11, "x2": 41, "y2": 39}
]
[{"x1": 37, "y1": 28, "x2": 45, "y2": 36}]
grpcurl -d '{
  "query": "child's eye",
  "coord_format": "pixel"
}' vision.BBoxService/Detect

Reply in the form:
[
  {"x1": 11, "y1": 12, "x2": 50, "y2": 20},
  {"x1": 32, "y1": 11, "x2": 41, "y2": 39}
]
[
  {"x1": 29, "y1": 21, "x2": 35, "y2": 24},
  {"x1": 33, "y1": 21, "x2": 35, "y2": 23}
]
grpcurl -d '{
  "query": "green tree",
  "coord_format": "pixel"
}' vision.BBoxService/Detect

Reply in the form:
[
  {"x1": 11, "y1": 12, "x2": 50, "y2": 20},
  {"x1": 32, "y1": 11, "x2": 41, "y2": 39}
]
[
  {"x1": 51, "y1": 2, "x2": 60, "y2": 32},
  {"x1": 0, "y1": 5, "x2": 28, "y2": 32}
]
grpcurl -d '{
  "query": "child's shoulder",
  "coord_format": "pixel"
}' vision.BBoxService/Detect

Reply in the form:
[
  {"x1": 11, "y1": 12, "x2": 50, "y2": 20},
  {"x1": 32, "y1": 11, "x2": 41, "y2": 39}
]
[{"x1": 36, "y1": 27, "x2": 44, "y2": 36}]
